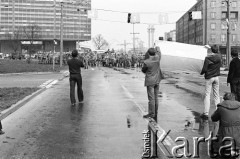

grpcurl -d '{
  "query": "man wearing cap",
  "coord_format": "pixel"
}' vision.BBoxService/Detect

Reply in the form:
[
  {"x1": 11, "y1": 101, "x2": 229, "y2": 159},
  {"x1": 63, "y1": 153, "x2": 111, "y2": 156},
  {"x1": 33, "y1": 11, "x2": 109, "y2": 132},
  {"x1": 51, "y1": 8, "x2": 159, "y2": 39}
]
[
  {"x1": 200, "y1": 45, "x2": 222, "y2": 120},
  {"x1": 227, "y1": 49, "x2": 240, "y2": 101},
  {"x1": 142, "y1": 48, "x2": 164, "y2": 118}
]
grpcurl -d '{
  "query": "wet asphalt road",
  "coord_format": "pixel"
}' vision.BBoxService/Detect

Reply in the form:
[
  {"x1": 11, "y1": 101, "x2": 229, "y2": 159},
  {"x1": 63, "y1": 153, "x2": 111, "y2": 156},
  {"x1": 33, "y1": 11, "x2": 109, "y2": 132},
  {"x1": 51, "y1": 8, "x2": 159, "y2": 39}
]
[
  {"x1": 0, "y1": 67, "x2": 148, "y2": 158},
  {"x1": 0, "y1": 66, "x2": 231, "y2": 158}
]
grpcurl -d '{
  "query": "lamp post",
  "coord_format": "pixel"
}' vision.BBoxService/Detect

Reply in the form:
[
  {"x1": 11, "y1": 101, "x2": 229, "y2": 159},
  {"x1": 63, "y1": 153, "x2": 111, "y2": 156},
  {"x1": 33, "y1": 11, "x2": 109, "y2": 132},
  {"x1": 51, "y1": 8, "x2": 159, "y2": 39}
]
[
  {"x1": 60, "y1": 2, "x2": 64, "y2": 67},
  {"x1": 225, "y1": 0, "x2": 231, "y2": 67}
]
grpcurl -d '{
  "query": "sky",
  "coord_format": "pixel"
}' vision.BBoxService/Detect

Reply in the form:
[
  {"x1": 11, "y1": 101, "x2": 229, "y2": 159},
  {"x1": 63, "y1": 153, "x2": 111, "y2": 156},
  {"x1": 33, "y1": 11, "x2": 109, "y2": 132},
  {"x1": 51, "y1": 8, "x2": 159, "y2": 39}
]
[{"x1": 90, "y1": 0, "x2": 197, "y2": 50}]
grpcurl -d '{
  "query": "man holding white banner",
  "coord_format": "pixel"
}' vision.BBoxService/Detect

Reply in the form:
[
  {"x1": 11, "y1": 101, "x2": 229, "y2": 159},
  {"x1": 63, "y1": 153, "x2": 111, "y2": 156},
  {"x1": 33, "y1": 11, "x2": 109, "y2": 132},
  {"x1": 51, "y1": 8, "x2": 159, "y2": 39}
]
[{"x1": 200, "y1": 45, "x2": 221, "y2": 120}]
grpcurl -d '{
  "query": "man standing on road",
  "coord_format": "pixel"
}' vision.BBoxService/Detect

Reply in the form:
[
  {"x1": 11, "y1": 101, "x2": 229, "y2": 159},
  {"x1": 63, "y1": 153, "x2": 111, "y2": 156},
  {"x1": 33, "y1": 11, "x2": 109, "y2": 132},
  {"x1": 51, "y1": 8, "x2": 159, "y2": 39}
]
[
  {"x1": 142, "y1": 48, "x2": 164, "y2": 118},
  {"x1": 200, "y1": 45, "x2": 221, "y2": 120},
  {"x1": 227, "y1": 50, "x2": 240, "y2": 101},
  {"x1": 67, "y1": 50, "x2": 85, "y2": 106}
]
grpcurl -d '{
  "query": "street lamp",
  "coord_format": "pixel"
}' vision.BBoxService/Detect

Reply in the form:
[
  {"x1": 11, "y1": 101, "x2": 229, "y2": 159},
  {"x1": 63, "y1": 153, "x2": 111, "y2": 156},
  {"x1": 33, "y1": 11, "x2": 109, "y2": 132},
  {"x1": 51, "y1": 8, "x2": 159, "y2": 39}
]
[{"x1": 223, "y1": 0, "x2": 231, "y2": 67}]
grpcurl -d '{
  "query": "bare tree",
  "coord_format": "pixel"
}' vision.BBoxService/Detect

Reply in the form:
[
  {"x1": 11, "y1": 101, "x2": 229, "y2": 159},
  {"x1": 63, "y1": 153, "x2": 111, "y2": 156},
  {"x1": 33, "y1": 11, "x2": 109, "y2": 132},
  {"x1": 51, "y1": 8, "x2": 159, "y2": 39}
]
[
  {"x1": 92, "y1": 34, "x2": 109, "y2": 50},
  {"x1": 5, "y1": 28, "x2": 22, "y2": 59},
  {"x1": 22, "y1": 23, "x2": 41, "y2": 63}
]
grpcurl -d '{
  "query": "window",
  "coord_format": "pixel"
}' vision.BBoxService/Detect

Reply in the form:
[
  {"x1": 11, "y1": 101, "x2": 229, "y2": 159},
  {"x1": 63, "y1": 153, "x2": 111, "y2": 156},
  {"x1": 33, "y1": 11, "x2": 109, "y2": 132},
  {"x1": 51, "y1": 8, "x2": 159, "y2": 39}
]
[
  {"x1": 232, "y1": 1, "x2": 237, "y2": 7},
  {"x1": 211, "y1": 1, "x2": 216, "y2": 7},
  {"x1": 232, "y1": 34, "x2": 237, "y2": 42},
  {"x1": 210, "y1": 12, "x2": 216, "y2": 19},
  {"x1": 232, "y1": 22, "x2": 237, "y2": 30},
  {"x1": 222, "y1": 1, "x2": 226, "y2": 7},
  {"x1": 230, "y1": 12, "x2": 238, "y2": 19},
  {"x1": 221, "y1": 22, "x2": 227, "y2": 30},
  {"x1": 211, "y1": 23, "x2": 216, "y2": 30},
  {"x1": 221, "y1": 34, "x2": 226, "y2": 42},
  {"x1": 210, "y1": 34, "x2": 216, "y2": 42},
  {"x1": 222, "y1": 12, "x2": 227, "y2": 19}
]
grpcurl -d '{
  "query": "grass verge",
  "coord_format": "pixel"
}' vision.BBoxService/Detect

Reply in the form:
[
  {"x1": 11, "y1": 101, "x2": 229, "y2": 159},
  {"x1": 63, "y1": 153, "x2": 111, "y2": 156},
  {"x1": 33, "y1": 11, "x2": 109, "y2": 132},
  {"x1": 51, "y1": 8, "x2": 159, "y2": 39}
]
[
  {"x1": 0, "y1": 87, "x2": 39, "y2": 111},
  {"x1": 0, "y1": 59, "x2": 68, "y2": 73}
]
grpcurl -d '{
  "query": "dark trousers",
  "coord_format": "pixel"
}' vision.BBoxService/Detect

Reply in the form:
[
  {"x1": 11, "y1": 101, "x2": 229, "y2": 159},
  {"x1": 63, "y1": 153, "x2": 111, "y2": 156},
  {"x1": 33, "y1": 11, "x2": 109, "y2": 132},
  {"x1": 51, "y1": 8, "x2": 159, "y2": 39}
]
[
  {"x1": 0, "y1": 121, "x2": 2, "y2": 130},
  {"x1": 230, "y1": 80, "x2": 240, "y2": 101},
  {"x1": 69, "y1": 74, "x2": 84, "y2": 104}
]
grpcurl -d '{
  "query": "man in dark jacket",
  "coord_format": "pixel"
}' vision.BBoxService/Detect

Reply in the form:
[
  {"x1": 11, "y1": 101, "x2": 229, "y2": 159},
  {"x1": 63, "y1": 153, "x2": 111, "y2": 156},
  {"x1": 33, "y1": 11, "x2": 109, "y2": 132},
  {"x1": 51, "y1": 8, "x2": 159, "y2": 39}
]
[
  {"x1": 211, "y1": 92, "x2": 240, "y2": 157},
  {"x1": 67, "y1": 50, "x2": 85, "y2": 106},
  {"x1": 142, "y1": 48, "x2": 164, "y2": 118},
  {"x1": 227, "y1": 50, "x2": 240, "y2": 101},
  {"x1": 200, "y1": 45, "x2": 221, "y2": 120}
]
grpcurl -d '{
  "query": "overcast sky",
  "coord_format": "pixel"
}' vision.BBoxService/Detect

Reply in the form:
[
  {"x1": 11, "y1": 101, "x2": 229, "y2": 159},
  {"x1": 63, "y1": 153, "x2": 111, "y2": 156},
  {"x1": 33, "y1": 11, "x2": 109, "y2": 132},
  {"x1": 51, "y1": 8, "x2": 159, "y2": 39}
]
[{"x1": 91, "y1": 0, "x2": 197, "y2": 49}]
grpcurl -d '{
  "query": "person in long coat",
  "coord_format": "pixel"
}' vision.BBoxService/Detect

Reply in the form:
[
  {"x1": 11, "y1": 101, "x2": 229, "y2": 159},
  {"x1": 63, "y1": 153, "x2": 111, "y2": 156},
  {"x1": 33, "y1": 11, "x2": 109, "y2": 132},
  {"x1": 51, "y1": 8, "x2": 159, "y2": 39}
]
[{"x1": 211, "y1": 92, "x2": 240, "y2": 156}]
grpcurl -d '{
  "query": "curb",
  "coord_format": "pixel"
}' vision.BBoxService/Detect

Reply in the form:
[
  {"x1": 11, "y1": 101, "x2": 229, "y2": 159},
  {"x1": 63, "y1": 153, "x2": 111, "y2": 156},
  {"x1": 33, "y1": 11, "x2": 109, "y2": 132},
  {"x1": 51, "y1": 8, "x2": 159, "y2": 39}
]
[
  {"x1": 0, "y1": 87, "x2": 46, "y2": 121},
  {"x1": 0, "y1": 74, "x2": 68, "y2": 121},
  {"x1": 0, "y1": 70, "x2": 69, "y2": 76}
]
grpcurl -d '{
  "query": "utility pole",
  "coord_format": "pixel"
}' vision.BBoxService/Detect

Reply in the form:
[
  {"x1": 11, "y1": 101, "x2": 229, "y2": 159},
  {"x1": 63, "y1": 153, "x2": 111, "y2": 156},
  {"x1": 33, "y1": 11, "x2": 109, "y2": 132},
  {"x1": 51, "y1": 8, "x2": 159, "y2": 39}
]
[
  {"x1": 60, "y1": 2, "x2": 63, "y2": 67},
  {"x1": 147, "y1": 25, "x2": 155, "y2": 47},
  {"x1": 53, "y1": 0, "x2": 56, "y2": 71},
  {"x1": 118, "y1": 40, "x2": 131, "y2": 54},
  {"x1": 130, "y1": 23, "x2": 139, "y2": 55},
  {"x1": 226, "y1": 0, "x2": 231, "y2": 67}
]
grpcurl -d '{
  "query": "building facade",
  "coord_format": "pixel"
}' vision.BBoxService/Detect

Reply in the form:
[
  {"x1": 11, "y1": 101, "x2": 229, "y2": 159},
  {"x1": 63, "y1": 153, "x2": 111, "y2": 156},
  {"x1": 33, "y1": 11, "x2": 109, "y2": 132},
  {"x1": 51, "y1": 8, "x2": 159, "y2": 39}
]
[
  {"x1": 164, "y1": 30, "x2": 176, "y2": 41},
  {"x1": 176, "y1": 0, "x2": 240, "y2": 55},
  {"x1": 0, "y1": 0, "x2": 91, "y2": 56}
]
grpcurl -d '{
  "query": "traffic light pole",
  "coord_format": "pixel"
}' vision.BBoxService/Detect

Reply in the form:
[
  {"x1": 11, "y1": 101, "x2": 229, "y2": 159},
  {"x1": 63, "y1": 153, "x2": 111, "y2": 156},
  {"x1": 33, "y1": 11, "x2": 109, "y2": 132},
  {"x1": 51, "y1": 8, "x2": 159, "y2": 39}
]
[
  {"x1": 226, "y1": 0, "x2": 231, "y2": 67},
  {"x1": 60, "y1": 2, "x2": 63, "y2": 67}
]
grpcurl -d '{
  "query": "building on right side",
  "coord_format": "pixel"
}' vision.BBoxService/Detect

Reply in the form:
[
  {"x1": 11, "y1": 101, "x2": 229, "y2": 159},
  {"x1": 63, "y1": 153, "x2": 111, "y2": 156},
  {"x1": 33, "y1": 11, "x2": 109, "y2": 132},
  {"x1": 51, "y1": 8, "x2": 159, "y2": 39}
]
[{"x1": 176, "y1": 0, "x2": 240, "y2": 64}]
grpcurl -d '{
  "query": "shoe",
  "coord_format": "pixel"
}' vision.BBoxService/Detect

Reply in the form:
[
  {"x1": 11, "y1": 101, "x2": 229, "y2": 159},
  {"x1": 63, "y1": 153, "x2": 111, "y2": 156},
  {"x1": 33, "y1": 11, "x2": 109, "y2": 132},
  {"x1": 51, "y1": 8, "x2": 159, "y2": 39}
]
[
  {"x1": 143, "y1": 113, "x2": 155, "y2": 118},
  {"x1": 200, "y1": 114, "x2": 208, "y2": 120},
  {"x1": 0, "y1": 130, "x2": 5, "y2": 135}
]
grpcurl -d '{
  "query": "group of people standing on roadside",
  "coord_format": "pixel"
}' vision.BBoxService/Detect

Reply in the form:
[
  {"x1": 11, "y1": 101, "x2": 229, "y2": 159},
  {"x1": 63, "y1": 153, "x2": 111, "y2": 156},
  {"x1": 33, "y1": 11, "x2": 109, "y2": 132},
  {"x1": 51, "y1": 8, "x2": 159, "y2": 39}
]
[
  {"x1": 200, "y1": 45, "x2": 240, "y2": 156},
  {"x1": 141, "y1": 44, "x2": 240, "y2": 157}
]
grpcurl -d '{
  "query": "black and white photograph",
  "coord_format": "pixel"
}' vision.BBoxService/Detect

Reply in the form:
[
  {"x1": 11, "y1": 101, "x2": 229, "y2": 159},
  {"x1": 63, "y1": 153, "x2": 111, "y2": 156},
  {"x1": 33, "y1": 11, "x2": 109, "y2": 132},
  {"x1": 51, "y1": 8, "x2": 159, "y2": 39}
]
[{"x1": 0, "y1": 0, "x2": 240, "y2": 158}]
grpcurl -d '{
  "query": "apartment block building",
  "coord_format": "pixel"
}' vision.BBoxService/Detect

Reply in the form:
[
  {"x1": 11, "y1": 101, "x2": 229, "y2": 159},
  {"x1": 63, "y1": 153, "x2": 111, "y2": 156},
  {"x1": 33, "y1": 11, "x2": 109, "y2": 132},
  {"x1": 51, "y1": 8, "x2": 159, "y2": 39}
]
[
  {"x1": 0, "y1": 0, "x2": 91, "y2": 55},
  {"x1": 164, "y1": 30, "x2": 176, "y2": 41},
  {"x1": 176, "y1": 0, "x2": 240, "y2": 55}
]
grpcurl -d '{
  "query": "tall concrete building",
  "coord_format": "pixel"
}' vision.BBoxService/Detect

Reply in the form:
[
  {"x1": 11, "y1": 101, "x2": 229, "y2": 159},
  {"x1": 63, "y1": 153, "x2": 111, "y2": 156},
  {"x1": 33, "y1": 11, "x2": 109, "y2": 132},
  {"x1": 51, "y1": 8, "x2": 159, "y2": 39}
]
[
  {"x1": 0, "y1": 0, "x2": 91, "y2": 56},
  {"x1": 176, "y1": 0, "x2": 240, "y2": 55}
]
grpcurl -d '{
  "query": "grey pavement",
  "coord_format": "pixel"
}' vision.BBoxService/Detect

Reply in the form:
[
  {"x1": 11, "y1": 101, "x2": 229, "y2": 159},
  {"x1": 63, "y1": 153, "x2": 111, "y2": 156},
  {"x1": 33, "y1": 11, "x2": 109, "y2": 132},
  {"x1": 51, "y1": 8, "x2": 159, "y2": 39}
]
[{"x1": 0, "y1": 67, "x2": 148, "y2": 158}]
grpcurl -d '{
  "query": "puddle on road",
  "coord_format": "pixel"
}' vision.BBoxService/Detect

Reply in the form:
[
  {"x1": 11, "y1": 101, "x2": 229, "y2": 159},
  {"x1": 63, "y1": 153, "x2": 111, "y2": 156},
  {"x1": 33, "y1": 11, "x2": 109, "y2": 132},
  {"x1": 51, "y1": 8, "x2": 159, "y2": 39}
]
[{"x1": 158, "y1": 92, "x2": 205, "y2": 135}]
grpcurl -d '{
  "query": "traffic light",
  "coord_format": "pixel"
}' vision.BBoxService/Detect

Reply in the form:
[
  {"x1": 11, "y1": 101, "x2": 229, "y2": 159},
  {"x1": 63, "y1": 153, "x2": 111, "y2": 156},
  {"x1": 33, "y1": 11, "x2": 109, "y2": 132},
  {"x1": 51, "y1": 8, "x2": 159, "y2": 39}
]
[
  {"x1": 127, "y1": 13, "x2": 131, "y2": 23},
  {"x1": 188, "y1": 12, "x2": 192, "y2": 21}
]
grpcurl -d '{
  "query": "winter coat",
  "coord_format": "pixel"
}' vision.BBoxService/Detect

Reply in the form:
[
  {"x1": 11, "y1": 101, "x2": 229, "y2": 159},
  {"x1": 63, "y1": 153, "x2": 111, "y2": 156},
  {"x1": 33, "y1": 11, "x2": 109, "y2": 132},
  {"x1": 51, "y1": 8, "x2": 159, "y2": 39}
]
[
  {"x1": 227, "y1": 57, "x2": 240, "y2": 83},
  {"x1": 200, "y1": 53, "x2": 221, "y2": 79},
  {"x1": 211, "y1": 100, "x2": 240, "y2": 148},
  {"x1": 142, "y1": 55, "x2": 164, "y2": 86}
]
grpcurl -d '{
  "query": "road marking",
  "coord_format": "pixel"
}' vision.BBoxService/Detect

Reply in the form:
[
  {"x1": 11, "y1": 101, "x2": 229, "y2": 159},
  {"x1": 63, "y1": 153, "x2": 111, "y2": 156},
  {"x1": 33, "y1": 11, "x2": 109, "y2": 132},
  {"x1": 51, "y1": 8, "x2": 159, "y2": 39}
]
[
  {"x1": 121, "y1": 85, "x2": 134, "y2": 99},
  {"x1": 39, "y1": 79, "x2": 54, "y2": 88},
  {"x1": 46, "y1": 80, "x2": 58, "y2": 88}
]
